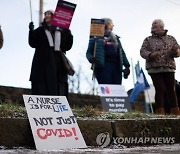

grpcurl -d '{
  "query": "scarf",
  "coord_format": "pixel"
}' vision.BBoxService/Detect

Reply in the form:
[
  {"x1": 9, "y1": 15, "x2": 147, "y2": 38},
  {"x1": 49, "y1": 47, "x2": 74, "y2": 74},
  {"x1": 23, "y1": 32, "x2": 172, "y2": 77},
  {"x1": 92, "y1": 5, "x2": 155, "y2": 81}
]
[
  {"x1": 104, "y1": 30, "x2": 118, "y2": 51},
  {"x1": 45, "y1": 29, "x2": 61, "y2": 51}
]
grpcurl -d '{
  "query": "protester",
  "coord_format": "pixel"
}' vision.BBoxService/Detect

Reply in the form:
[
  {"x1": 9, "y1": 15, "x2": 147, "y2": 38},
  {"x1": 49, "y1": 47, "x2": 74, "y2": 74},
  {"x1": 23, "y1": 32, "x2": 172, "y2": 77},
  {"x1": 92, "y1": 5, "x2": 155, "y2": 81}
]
[
  {"x1": 140, "y1": 19, "x2": 180, "y2": 115},
  {"x1": 86, "y1": 18, "x2": 130, "y2": 84},
  {"x1": 0, "y1": 25, "x2": 3, "y2": 49},
  {"x1": 28, "y1": 10, "x2": 73, "y2": 97}
]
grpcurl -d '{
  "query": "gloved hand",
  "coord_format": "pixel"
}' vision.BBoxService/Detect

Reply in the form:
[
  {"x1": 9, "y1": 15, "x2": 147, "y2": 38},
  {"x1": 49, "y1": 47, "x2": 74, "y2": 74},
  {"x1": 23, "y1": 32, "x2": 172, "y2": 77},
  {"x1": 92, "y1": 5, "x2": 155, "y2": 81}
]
[
  {"x1": 123, "y1": 67, "x2": 130, "y2": 79},
  {"x1": 29, "y1": 22, "x2": 34, "y2": 31},
  {"x1": 90, "y1": 57, "x2": 96, "y2": 64}
]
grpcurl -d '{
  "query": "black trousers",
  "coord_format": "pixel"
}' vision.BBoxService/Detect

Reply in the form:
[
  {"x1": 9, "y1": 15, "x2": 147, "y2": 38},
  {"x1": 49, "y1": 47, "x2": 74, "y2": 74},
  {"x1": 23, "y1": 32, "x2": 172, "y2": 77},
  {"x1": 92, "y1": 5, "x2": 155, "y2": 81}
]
[
  {"x1": 31, "y1": 81, "x2": 68, "y2": 98},
  {"x1": 149, "y1": 72, "x2": 178, "y2": 109}
]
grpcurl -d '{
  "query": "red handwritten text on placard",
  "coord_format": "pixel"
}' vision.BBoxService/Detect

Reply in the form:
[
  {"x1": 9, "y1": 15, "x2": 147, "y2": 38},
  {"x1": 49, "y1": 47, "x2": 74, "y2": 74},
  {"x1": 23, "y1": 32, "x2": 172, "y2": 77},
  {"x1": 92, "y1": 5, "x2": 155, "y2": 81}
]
[{"x1": 36, "y1": 127, "x2": 78, "y2": 140}]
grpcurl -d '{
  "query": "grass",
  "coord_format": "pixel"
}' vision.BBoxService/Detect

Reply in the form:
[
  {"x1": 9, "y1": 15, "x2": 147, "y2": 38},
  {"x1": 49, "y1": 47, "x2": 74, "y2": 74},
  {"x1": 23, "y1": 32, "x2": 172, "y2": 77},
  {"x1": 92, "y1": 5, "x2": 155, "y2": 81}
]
[
  {"x1": 0, "y1": 100, "x2": 27, "y2": 118},
  {"x1": 72, "y1": 105, "x2": 178, "y2": 120},
  {"x1": 0, "y1": 102, "x2": 178, "y2": 119}
]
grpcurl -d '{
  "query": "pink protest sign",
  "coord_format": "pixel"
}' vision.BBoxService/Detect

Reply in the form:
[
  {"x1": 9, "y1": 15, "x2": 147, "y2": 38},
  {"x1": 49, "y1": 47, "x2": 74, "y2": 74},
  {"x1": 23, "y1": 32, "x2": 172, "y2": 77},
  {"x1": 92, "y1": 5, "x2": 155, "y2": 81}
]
[{"x1": 51, "y1": 0, "x2": 76, "y2": 29}]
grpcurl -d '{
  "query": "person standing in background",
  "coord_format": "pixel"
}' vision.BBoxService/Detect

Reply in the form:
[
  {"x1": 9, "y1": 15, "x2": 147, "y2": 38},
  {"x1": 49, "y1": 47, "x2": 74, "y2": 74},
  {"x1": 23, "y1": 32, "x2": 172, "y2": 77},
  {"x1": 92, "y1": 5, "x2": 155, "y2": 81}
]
[
  {"x1": 0, "y1": 25, "x2": 3, "y2": 49},
  {"x1": 28, "y1": 10, "x2": 73, "y2": 97},
  {"x1": 86, "y1": 18, "x2": 130, "y2": 84},
  {"x1": 140, "y1": 19, "x2": 180, "y2": 115}
]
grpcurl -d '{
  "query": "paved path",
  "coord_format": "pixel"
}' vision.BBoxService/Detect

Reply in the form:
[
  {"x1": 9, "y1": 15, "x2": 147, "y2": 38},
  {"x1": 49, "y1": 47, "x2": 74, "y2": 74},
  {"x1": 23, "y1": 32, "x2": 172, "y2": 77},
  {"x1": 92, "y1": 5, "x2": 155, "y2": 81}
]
[{"x1": 0, "y1": 144, "x2": 180, "y2": 154}]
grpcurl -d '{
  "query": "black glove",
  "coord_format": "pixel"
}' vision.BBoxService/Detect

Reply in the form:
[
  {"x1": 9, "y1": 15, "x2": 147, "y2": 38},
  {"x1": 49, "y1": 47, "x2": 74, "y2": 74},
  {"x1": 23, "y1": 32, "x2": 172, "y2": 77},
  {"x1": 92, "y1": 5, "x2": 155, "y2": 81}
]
[
  {"x1": 123, "y1": 67, "x2": 130, "y2": 79},
  {"x1": 90, "y1": 57, "x2": 96, "y2": 64},
  {"x1": 29, "y1": 22, "x2": 34, "y2": 31}
]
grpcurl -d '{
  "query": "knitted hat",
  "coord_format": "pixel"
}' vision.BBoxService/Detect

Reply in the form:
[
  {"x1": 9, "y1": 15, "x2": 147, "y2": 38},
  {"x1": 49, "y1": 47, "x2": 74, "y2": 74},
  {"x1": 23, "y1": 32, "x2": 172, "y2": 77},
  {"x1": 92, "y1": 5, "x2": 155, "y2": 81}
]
[{"x1": 44, "y1": 10, "x2": 54, "y2": 16}]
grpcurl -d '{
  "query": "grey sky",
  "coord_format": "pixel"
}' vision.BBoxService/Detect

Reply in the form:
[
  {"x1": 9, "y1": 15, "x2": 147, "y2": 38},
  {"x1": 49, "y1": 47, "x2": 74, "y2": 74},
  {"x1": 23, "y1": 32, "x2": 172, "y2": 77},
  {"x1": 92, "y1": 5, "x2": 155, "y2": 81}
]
[{"x1": 0, "y1": 0, "x2": 180, "y2": 92}]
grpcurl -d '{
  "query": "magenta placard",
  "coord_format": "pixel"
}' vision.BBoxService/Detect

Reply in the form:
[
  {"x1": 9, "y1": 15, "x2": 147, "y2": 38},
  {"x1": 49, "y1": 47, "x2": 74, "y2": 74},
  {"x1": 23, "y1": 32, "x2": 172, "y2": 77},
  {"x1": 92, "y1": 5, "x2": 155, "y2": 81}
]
[{"x1": 51, "y1": 0, "x2": 76, "y2": 29}]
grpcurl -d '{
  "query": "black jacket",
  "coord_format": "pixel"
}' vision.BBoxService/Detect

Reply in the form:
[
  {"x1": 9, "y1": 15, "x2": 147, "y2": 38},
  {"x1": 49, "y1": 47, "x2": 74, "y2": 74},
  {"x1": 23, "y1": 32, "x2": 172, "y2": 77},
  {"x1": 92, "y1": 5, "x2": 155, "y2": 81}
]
[{"x1": 28, "y1": 25, "x2": 73, "y2": 87}]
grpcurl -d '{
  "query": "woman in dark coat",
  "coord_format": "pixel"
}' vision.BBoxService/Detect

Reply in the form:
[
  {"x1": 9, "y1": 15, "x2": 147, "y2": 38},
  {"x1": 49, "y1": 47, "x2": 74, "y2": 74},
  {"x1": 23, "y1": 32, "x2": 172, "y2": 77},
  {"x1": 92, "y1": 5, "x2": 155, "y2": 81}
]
[{"x1": 28, "y1": 10, "x2": 73, "y2": 97}]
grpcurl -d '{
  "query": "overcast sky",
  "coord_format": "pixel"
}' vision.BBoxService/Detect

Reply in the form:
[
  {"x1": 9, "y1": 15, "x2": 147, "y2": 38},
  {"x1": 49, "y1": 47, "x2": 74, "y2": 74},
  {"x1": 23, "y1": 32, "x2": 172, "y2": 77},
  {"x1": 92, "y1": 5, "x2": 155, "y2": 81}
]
[{"x1": 0, "y1": 0, "x2": 180, "y2": 93}]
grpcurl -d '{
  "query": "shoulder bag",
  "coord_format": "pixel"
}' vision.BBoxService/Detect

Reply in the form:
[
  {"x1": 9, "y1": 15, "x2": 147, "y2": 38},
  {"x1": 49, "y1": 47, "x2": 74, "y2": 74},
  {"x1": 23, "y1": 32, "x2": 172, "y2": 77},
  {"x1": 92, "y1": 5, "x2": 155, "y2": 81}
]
[{"x1": 60, "y1": 51, "x2": 75, "y2": 76}]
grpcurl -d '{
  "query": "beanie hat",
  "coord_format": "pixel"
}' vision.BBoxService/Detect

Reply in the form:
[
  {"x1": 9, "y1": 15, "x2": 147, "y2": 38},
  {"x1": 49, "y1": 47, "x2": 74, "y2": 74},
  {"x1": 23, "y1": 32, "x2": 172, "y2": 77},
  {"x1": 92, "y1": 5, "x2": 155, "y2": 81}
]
[{"x1": 44, "y1": 10, "x2": 54, "y2": 16}]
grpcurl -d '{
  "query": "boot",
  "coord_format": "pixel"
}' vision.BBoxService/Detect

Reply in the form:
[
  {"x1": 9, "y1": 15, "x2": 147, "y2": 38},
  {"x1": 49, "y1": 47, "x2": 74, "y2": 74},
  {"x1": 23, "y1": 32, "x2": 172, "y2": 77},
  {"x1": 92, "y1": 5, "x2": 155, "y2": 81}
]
[
  {"x1": 156, "y1": 108, "x2": 165, "y2": 115},
  {"x1": 170, "y1": 107, "x2": 180, "y2": 115}
]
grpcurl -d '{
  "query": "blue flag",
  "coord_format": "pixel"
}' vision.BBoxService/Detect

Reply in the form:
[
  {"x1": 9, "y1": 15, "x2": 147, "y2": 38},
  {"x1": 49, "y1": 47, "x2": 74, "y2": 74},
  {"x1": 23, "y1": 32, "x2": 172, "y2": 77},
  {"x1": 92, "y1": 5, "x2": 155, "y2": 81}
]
[{"x1": 129, "y1": 68, "x2": 150, "y2": 103}]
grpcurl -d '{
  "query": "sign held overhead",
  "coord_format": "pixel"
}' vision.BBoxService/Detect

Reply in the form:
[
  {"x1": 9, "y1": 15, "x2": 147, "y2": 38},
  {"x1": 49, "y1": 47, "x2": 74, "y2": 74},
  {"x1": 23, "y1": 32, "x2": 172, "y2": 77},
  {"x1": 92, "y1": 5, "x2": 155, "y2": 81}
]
[{"x1": 51, "y1": 0, "x2": 76, "y2": 29}]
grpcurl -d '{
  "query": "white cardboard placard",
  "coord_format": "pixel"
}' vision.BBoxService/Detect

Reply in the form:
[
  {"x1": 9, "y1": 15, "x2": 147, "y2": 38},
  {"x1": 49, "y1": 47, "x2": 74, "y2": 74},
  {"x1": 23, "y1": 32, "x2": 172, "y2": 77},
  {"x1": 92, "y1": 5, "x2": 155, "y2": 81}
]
[
  {"x1": 98, "y1": 84, "x2": 131, "y2": 112},
  {"x1": 98, "y1": 84, "x2": 128, "y2": 97},
  {"x1": 23, "y1": 95, "x2": 86, "y2": 151}
]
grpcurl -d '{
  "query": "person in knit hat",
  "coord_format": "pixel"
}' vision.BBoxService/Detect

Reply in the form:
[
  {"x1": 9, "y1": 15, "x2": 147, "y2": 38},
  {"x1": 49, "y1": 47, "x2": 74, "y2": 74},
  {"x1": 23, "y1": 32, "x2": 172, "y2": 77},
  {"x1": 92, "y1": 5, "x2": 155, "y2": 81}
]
[
  {"x1": 0, "y1": 25, "x2": 3, "y2": 49},
  {"x1": 28, "y1": 10, "x2": 73, "y2": 97},
  {"x1": 45, "y1": 10, "x2": 54, "y2": 15}
]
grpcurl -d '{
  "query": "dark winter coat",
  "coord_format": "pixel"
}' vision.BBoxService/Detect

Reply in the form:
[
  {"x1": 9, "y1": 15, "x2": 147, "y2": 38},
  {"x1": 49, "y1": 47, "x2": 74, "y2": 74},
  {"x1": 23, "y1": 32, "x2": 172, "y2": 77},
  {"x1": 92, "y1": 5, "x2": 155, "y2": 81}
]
[{"x1": 28, "y1": 25, "x2": 73, "y2": 88}]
